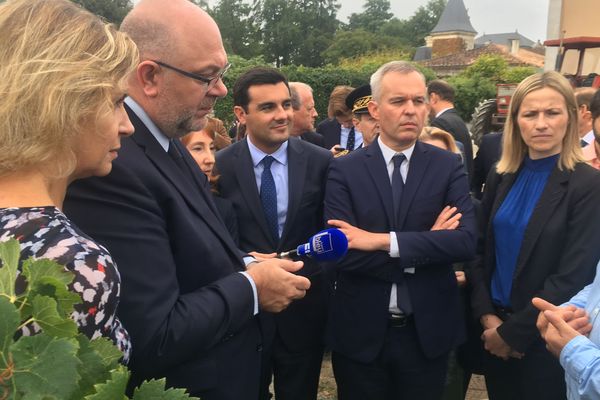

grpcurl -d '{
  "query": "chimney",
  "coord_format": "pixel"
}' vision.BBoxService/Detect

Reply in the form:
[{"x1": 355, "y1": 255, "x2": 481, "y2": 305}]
[{"x1": 510, "y1": 38, "x2": 520, "y2": 54}]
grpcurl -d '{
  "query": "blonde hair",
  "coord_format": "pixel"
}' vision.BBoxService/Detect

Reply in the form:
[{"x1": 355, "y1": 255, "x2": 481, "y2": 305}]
[
  {"x1": 496, "y1": 71, "x2": 583, "y2": 173},
  {"x1": 420, "y1": 127, "x2": 459, "y2": 154},
  {"x1": 0, "y1": 0, "x2": 139, "y2": 177},
  {"x1": 327, "y1": 86, "x2": 353, "y2": 119}
]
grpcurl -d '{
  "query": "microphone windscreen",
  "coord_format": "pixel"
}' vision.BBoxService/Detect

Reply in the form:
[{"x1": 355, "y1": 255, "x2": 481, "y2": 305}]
[{"x1": 296, "y1": 228, "x2": 348, "y2": 262}]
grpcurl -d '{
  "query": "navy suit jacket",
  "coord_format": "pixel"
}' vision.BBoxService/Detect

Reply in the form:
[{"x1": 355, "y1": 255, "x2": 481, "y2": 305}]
[
  {"x1": 431, "y1": 108, "x2": 474, "y2": 178},
  {"x1": 300, "y1": 130, "x2": 326, "y2": 148},
  {"x1": 216, "y1": 137, "x2": 332, "y2": 352},
  {"x1": 324, "y1": 139, "x2": 477, "y2": 362},
  {"x1": 471, "y1": 132, "x2": 503, "y2": 199},
  {"x1": 64, "y1": 105, "x2": 261, "y2": 399},
  {"x1": 317, "y1": 118, "x2": 357, "y2": 150}
]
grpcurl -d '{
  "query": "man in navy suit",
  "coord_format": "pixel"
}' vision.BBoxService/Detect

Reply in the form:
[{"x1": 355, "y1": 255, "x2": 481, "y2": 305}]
[
  {"x1": 428, "y1": 79, "x2": 474, "y2": 178},
  {"x1": 63, "y1": 1, "x2": 310, "y2": 399},
  {"x1": 289, "y1": 81, "x2": 325, "y2": 148},
  {"x1": 325, "y1": 61, "x2": 477, "y2": 399},
  {"x1": 216, "y1": 68, "x2": 331, "y2": 400}
]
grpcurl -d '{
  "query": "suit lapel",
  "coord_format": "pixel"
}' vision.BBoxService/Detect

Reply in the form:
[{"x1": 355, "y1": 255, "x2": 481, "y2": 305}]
[
  {"x1": 397, "y1": 141, "x2": 430, "y2": 229},
  {"x1": 127, "y1": 106, "x2": 242, "y2": 261},
  {"x1": 514, "y1": 167, "x2": 569, "y2": 278},
  {"x1": 365, "y1": 140, "x2": 395, "y2": 227},
  {"x1": 281, "y1": 139, "x2": 306, "y2": 246},
  {"x1": 233, "y1": 139, "x2": 276, "y2": 246}
]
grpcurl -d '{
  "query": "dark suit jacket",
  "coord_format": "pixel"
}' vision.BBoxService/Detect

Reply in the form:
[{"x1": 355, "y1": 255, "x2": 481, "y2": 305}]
[
  {"x1": 216, "y1": 137, "x2": 332, "y2": 352},
  {"x1": 470, "y1": 162, "x2": 600, "y2": 352},
  {"x1": 431, "y1": 108, "x2": 474, "y2": 178},
  {"x1": 324, "y1": 140, "x2": 477, "y2": 363},
  {"x1": 64, "y1": 105, "x2": 261, "y2": 399},
  {"x1": 317, "y1": 118, "x2": 356, "y2": 150},
  {"x1": 471, "y1": 132, "x2": 503, "y2": 199},
  {"x1": 300, "y1": 130, "x2": 326, "y2": 148}
]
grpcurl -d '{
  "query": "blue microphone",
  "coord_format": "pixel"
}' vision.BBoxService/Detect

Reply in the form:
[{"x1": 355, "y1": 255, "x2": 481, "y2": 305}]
[{"x1": 279, "y1": 228, "x2": 348, "y2": 262}]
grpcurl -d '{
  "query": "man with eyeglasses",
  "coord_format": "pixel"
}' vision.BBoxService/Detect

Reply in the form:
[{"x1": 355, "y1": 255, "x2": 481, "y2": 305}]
[{"x1": 64, "y1": 1, "x2": 310, "y2": 399}]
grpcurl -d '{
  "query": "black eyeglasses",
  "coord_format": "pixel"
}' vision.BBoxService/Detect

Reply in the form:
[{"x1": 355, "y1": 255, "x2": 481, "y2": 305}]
[{"x1": 152, "y1": 60, "x2": 231, "y2": 90}]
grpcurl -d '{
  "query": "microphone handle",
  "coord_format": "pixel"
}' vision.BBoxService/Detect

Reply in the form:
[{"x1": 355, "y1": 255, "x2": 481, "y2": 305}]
[{"x1": 278, "y1": 248, "x2": 298, "y2": 259}]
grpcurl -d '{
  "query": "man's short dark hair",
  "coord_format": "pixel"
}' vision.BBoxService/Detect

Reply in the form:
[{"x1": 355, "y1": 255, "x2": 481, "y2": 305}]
[
  {"x1": 427, "y1": 80, "x2": 455, "y2": 103},
  {"x1": 233, "y1": 67, "x2": 289, "y2": 111},
  {"x1": 590, "y1": 89, "x2": 600, "y2": 120}
]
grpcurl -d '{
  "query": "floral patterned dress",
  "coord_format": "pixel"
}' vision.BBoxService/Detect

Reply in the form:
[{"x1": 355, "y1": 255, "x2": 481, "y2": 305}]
[{"x1": 0, "y1": 207, "x2": 131, "y2": 361}]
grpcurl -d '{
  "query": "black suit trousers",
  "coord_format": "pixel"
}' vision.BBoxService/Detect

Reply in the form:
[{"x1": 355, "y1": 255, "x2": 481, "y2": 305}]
[{"x1": 332, "y1": 320, "x2": 449, "y2": 400}]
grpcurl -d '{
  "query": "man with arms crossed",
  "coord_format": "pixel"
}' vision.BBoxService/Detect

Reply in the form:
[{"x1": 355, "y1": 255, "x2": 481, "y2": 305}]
[
  {"x1": 64, "y1": 1, "x2": 309, "y2": 399},
  {"x1": 325, "y1": 61, "x2": 476, "y2": 399}
]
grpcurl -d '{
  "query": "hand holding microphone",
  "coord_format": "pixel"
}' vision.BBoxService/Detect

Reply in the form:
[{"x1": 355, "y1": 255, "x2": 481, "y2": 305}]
[{"x1": 279, "y1": 228, "x2": 348, "y2": 262}]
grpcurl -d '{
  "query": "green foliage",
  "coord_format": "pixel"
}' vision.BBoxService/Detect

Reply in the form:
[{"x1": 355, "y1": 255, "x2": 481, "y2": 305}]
[
  {"x1": 0, "y1": 238, "x2": 198, "y2": 399},
  {"x1": 379, "y1": 0, "x2": 446, "y2": 47},
  {"x1": 503, "y1": 66, "x2": 539, "y2": 84},
  {"x1": 210, "y1": 0, "x2": 262, "y2": 59},
  {"x1": 347, "y1": 0, "x2": 393, "y2": 33},
  {"x1": 463, "y1": 54, "x2": 508, "y2": 80},
  {"x1": 322, "y1": 29, "x2": 405, "y2": 65},
  {"x1": 71, "y1": 0, "x2": 132, "y2": 24},
  {"x1": 448, "y1": 74, "x2": 497, "y2": 122}
]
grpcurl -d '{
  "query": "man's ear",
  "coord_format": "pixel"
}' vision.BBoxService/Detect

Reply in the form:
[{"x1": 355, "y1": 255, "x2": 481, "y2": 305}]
[
  {"x1": 233, "y1": 105, "x2": 247, "y2": 125},
  {"x1": 367, "y1": 101, "x2": 379, "y2": 120},
  {"x1": 136, "y1": 61, "x2": 162, "y2": 98}
]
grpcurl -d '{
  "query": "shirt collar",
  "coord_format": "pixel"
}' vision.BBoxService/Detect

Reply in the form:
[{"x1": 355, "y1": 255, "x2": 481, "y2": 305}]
[
  {"x1": 247, "y1": 136, "x2": 289, "y2": 167},
  {"x1": 378, "y1": 136, "x2": 415, "y2": 165},
  {"x1": 583, "y1": 130, "x2": 595, "y2": 144},
  {"x1": 125, "y1": 96, "x2": 171, "y2": 152},
  {"x1": 435, "y1": 107, "x2": 453, "y2": 119}
]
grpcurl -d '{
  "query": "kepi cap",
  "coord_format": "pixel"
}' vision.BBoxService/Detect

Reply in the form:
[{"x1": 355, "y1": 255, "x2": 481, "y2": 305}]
[{"x1": 345, "y1": 84, "x2": 372, "y2": 115}]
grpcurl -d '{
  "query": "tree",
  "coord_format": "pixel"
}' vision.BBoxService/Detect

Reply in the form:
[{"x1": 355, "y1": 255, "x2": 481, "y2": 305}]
[
  {"x1": 211, "y1": 0, "x2": 261, "y2": 59},
  {"x1": 72, "y1": 0, "x2": 132, "y2": 24},
  {"x1": 322, "y1": 29, "x2": 404, "y2": 65},
  {"x1": 254, "y1": 0, "x2": 340, "y2": 67},
  {"x1": 347, "y1": 0, "x2": 393, "y2": 33},
  {"x1": 380, "y1": 0, "x2": 446, "y2": 47}
]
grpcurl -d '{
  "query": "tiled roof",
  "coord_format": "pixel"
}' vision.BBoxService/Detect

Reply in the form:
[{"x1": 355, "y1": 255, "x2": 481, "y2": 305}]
[
  {"x1": 475, "y1": 32, "x2": 536, "y2": 48},
  {"x1": 419, "y1": 43, "x2": 544, "y2": 69}
]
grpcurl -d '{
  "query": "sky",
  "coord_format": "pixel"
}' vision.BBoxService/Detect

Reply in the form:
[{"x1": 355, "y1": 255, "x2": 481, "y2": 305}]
[{"x1": 337, "y1": 0, "x2": 550, "y2": 43}]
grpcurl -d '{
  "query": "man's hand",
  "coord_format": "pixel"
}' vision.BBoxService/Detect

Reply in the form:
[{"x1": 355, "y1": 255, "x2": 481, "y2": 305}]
[
  {"x1": 431, "y1": 206, "x2": 462, "y2": 231},
  {"x1": 327, "y1": 219, "x2": 390, "y2": 252},
  {"x1": 532, "y1": 297, "x2": 592, "y2": 337},
  {"x1": 481, "y1": 326, "x2": 523, "y2": 360},
  {"x1": 248, "y1": 251, "x2": 277, "y2": 261},
  {"x1": 455, "y1": 270, "x2": 466, "y2": 287},
  {"x1": 246, "y1": 258, "x2": 310, "y2": 313},
  {"x1": 539, "y1": 309, "x2": 583, "y2": 358}
]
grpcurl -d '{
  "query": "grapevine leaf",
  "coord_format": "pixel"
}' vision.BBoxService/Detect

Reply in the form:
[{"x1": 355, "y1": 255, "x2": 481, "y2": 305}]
[
  {"x1": 0, "y1": 296, "x2": 19, "y2": 355},
  {"x1": 88, "y1": 336, "x2": 123, "y2": 370},
  {"x1": 0, "y1": 238, "x2": 21, "y2": 301},
  {"x1": 84, "y1": 365, "x2": 129, "y2": 400},
  {"x1": 22, "y1": 257, "x2": 78, "y2": 314},
  {"x1": 11, "y1": 334, "x2": 80, "y2": 399},
  {"x1": 31, "y1": 295, "x2": 78, "y2": 338},
  {"x1": 68, "y1": 336, "x2": 118, "y2": 400},
  {"x1": 133, "y1": 378, "x2": 198, "y2": 399}
]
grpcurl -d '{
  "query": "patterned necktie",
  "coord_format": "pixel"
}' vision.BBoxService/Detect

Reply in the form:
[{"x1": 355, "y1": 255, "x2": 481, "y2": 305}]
[
  {"x1": 260, "y1": 156, "x2": 279, "y2": 242},
  {"x1": 347, "y1": 127, "x2": 355, "y2": 151},
  {"x1": 391, "y1": 153, "x2": 406, "y2": 223},
  {"x1": 391, "y1": 153, "x2": 412, "y2": 315}
]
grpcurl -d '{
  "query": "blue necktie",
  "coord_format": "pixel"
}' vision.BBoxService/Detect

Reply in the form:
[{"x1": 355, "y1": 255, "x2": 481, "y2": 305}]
[
  {"x1": 347, "y1": 127, "x2": 355, "y2": 151},
  {"x1": 391, "y1": 153, "x2": 412, "y2": 315},
  {"x1": 260, "y1": 156, "x2": 279, "y2": 242}
]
